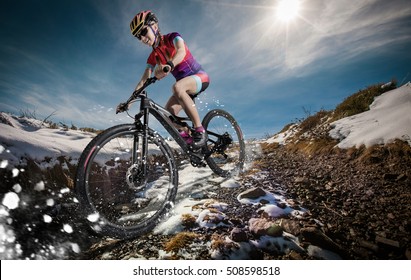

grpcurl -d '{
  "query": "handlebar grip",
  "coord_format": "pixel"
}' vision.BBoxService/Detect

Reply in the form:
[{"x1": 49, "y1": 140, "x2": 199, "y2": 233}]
[
  {"x1": 163, "y1": 66, "x2": 170, "y2": 73},
  {"x1": 116, "y1": 102, "x2": 127, "y2": 114}
]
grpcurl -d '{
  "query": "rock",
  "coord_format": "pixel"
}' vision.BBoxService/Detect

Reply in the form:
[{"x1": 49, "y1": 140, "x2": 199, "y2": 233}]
[
  {"x1": 260, "y1": 199, "x2": 270, "y2": 204},
  {"x1": 386, "y1": 213, "x2": 395, "y2": 220},
  {"x1": 267, "y1": 225, "x2": 283, "y2": 237},
  {"x1": 301, "y1": 227, "x2": 346, "y2": 257},
  {"x1": 277, "y1": 202, "x2": 287, "y2": 209},
  {"x1": 294, "y1": 177, "x2": 309, "y2": 185},
  {"x1": 396, "y1": 173, "x2": 407, "y2": 181},
  {"x1": 238, "y1": 187, "x2": 266, "y2": 200},
  {"x1": 249, "y1": 218, "x2": 270, "y2": 237},
  {"x1": 358, "y1": 240, "x2": 378, "y2": 252},
  {"x1": 383, "y1": 173, "x2": 398, "y2": 181},
  {"x1": 279, "y1": 219, "x2": 302, "y2": 236},
  {"x1": 249, "y1": 218, "x2": 282, "y2": 237},
  {"x1": 230, "y1": 228, "x2": 248, "y2": 242},
  {"x1": 375, "y1": 236, "x2": 400, "y2": 248}
]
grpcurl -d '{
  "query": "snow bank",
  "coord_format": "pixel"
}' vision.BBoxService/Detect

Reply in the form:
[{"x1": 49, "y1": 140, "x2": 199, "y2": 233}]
[
  {"x1": 329, "y1": 82, "x2": 411, "y2": 148},
  {"x1": 264, "y1": 82, "x2": 411, "y2": 149},
  {"x1": 0, "y1": 112, "x2": 94, "y2": 165}
]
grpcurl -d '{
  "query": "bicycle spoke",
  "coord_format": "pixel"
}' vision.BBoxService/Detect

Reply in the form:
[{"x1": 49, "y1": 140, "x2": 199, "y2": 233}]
[{"x1": 75, "y1": 125, "x2": 178, "y2": 238}]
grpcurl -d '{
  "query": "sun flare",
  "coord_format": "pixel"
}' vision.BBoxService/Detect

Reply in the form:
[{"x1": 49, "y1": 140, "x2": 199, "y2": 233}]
[{"x1": 276, "y1": 0, "x2": 301, "y2": 22}]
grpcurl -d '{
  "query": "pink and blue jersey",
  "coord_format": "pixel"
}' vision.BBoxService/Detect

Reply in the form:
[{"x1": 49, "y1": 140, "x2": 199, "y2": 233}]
[{"x1": 147, "y1": 32, "x2": 209, "y2": 93}]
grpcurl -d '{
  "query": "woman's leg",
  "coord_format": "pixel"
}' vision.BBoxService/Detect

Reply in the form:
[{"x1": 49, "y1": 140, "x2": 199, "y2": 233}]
[
  {"x1": 165, "y1": 76, "x2": 202, "y2": 128},
  {"x1": 165, "y1": 76, "x2": 208, "y2": 147}
]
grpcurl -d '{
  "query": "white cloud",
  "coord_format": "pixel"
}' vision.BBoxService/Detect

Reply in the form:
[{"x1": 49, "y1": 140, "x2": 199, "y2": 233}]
[{"x1": 188, "y1": 0, "x2": 411, "y2": 81}]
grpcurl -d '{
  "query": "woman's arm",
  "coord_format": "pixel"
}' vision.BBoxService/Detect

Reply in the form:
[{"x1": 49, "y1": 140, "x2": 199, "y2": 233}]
[
  {"x1": 135, "y1": 67, "x2": 152, "y2": 90},
  {"x1": 169, "y1": 37, "x2": 186, "y2": 66},
  {"x1": 154, "y1": 37, "x2": 186, "y2": 79}
]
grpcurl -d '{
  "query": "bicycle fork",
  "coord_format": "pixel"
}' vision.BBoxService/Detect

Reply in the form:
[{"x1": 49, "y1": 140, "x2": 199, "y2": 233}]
[{"x1": 135, "y1": 107, "x2": 150, "y2": 177}]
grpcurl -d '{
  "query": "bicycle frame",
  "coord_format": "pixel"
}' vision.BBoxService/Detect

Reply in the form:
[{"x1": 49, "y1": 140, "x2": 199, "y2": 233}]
[
  {"x1": 119, "y1": 76, "x2": 239, "y2": 179},
  {"x1": 131, "y1": 90, "x2": 194, "y2": 176}
]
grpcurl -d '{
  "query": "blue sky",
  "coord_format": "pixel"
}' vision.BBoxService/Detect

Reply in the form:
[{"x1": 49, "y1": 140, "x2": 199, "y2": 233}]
[{"x1": 1, "y1": 0, "x2": 411, "y2": 139}]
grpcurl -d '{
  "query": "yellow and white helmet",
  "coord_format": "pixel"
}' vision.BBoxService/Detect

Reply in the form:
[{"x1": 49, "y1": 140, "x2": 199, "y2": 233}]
[{"x1": 130, "y1": 10, "x2": 158, "y2": 37}]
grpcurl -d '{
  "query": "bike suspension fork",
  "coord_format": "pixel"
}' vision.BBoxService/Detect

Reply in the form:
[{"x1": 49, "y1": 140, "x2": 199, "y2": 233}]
[{"x1": 139, "y1": 107, "x2": 150, "y2": 176}]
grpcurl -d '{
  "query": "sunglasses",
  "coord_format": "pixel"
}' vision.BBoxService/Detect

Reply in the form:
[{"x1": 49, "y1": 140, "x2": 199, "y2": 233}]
[{"x1": 136, "y1": 26, "x2": 149, "y2": 40}]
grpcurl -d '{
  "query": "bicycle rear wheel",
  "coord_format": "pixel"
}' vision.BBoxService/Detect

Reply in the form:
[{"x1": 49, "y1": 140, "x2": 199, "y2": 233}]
[
  {"x1": 75, "y1": 124, "x2": 178, "y2": 239},
  {"x1": 202, "y1": 109, "x2": 245, "y2": 177}
]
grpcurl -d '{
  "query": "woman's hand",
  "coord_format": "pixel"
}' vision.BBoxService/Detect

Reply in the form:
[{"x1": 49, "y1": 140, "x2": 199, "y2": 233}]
[{"x1": 154, "y1": 64, "x2": 171, "y2": 80}]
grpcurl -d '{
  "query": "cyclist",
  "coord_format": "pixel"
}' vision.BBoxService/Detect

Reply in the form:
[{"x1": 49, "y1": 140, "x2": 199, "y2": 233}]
[{"x1": 128, "y1": 10, "x2": 209, "y2": 148}]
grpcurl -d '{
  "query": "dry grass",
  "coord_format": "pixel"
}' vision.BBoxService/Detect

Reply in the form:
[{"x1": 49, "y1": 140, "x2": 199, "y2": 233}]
[
  {"x1": 285, "y1": 137, "x2": 338, "y2": 156},
  {"x1": 298, "y1": 109, "x2": 330, "y2": 136},
  {"x1": 278, "y1": 123, "x2": 295, "y2": 134},
  {"x1": 181, "y1": 213, "x2": 197, "y2": 229},
  {"x1": 332, "y1": 81, "x2": 396, "y2": 122},
  {"x1": 210, "y1": 233, "x2": 238, "y2": 252},
  {"x1": 164, "y1": 232, "x2": 200, "y2": 253},
  {"x1": 260, "y1": 142, "x2": 280, "y2": 151},
  {"x1": 261, "y1": 134, "x2": 338, "y2": 156},
  {"x1": 356, "y1": 140, "x2": 411, "y2": 164}
]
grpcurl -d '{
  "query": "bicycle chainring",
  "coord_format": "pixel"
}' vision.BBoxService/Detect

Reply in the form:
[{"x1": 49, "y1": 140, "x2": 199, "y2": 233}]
[{"x1": 188, "y1": 148, "x2": 206, "y2": 167}]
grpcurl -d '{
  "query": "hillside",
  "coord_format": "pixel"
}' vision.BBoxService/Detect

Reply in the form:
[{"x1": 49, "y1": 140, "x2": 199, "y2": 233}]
[
  {"x1": 0, "y1": 82, "x2": 410, "y2": 260},
  {"x1": 256, "y1": 82, "x2": 411, "y2": 259}
]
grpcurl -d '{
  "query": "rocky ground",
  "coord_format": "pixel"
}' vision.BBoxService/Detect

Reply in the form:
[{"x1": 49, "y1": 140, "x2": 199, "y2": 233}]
[
  {"x1": 79, "y1": 140, "x2": 411, "y2": 260},
  {"x1": 246, "y1": 140, "x2": 411, "y2": 260}
]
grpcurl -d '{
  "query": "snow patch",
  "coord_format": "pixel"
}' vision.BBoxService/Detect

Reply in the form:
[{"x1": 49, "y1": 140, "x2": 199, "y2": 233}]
[{"x1": 329, "y1": 83, "x2": 411, "y2": 148}]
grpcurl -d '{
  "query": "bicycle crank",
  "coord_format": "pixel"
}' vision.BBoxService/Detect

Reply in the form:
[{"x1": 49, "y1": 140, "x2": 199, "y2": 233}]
[{"x1": 188, "y1": 148, "x2": 206, "y2": 167}]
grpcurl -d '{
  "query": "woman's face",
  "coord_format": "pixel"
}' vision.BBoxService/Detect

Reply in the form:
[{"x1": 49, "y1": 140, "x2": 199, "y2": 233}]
[{"x1": 138, "y1": 24, "x2": 157, "y2": 46}]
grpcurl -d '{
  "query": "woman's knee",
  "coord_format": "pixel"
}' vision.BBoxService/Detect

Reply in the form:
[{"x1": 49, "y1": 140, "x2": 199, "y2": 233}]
[{"x1": 172, "y1": 83, "x2": 185, "y2": 98}]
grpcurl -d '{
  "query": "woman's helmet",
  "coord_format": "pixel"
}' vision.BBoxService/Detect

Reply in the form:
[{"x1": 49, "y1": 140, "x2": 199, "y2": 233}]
[{"x1": 130, "y1": 10, "x2": 158, "y2": 37}]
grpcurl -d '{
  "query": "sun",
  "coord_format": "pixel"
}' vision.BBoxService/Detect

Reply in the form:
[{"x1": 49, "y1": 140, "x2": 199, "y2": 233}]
[{"x1": 276, "y1": 0, "x2": 301, "y2": 22}]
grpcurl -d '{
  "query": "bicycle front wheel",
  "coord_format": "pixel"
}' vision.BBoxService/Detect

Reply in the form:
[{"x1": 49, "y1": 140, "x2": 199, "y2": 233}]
[
  {"x1": 202, "y1": 109, "x2": 245, "y2": 177},
  {"x1": 75, "y1": 124, "x2": 178, "y2": 239}
]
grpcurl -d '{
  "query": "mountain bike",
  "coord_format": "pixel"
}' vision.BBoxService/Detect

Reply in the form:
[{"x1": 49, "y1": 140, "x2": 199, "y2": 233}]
[{"x1": 75, "y1": 77, "x2": 245, "y2": 239}]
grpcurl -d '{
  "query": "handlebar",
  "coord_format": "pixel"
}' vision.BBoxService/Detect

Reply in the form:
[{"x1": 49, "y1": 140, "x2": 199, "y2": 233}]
[
  {"x1": 116, "y1": 77, "x2": 156, "y2": 114},
  {"x1": 132, "y1": 77, "x2": 157, "y2": 98},
  {"x1": 116, "y1": 65, "x2": 172, "y2": 114}
]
